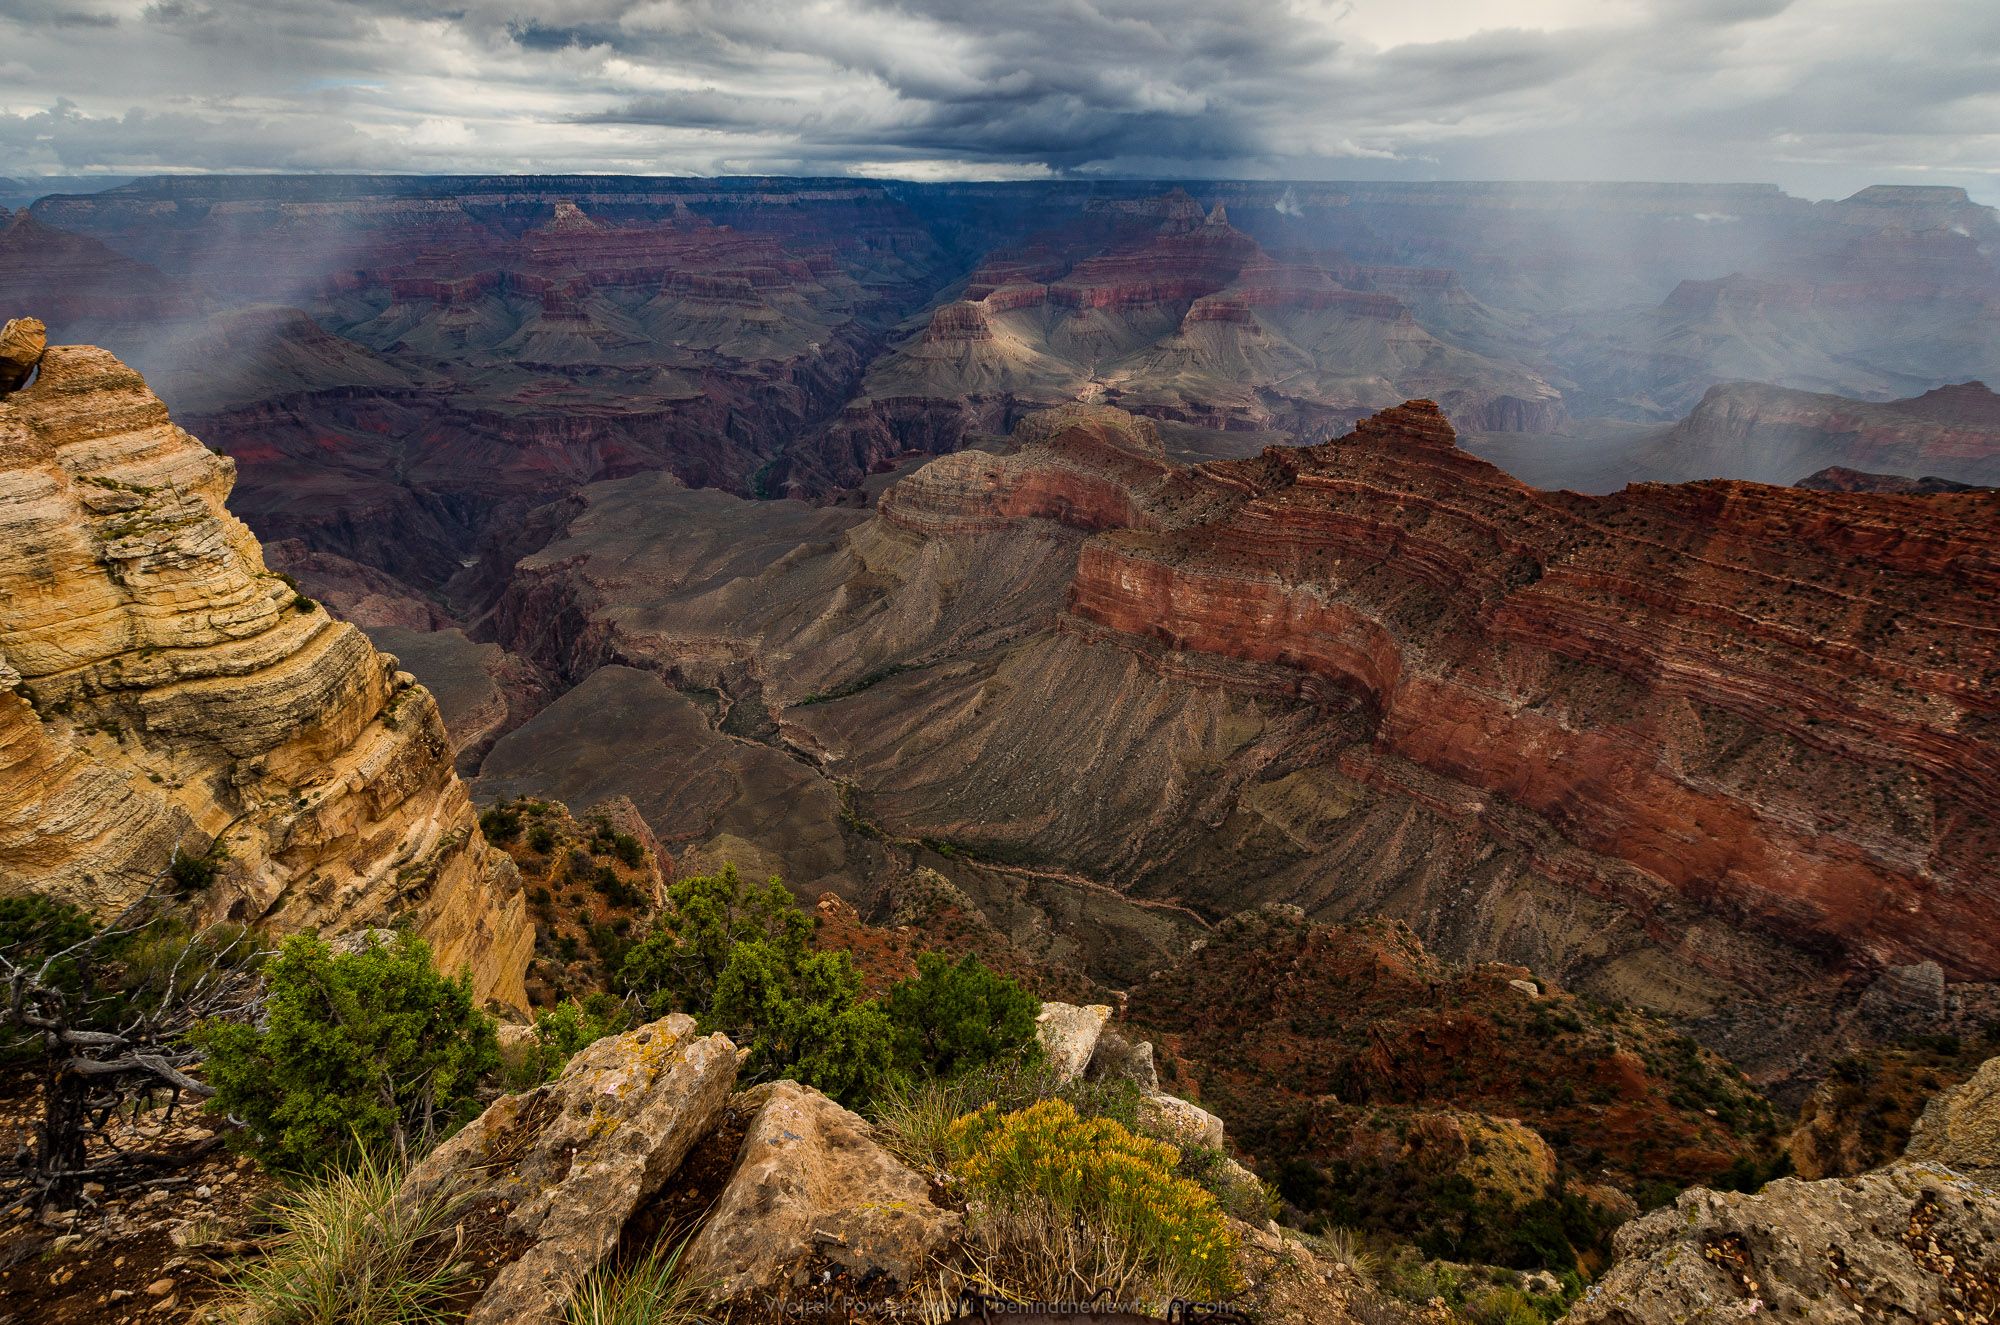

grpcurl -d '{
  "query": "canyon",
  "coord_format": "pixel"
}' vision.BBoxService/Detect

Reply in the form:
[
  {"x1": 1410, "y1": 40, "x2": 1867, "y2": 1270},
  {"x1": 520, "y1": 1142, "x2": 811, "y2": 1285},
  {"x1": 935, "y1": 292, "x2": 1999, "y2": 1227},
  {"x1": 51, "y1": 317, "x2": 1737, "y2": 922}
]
[
  {"x1": 4, "y1": 176, "x2": 1995, "y2": 600},
  {"x1": 455, "y1": 397, "x2": 1998, "y2": 1088},
  {"x1": 2, "y1": 174, "x2": 1997, "y2": 1085}
]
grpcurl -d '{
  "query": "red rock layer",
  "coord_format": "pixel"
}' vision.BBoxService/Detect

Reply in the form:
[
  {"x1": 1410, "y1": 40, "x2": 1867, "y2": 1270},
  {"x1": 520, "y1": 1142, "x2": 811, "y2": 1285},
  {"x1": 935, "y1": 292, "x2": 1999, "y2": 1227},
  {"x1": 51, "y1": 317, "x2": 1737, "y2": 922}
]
[{"x1": 1008, "y1": 403, "x2": 1998, "y2": 985}]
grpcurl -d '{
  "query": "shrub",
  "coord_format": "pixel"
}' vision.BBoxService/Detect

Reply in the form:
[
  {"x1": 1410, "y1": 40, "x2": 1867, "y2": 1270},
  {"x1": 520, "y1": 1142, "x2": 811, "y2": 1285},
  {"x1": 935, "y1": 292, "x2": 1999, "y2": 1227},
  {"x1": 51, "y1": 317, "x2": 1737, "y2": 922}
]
[
  {"x1": 479, "y1": 804, "x2": 523, "y2": 845},
  {"x1": 1306, "y1": 1227, "x2": 1380, "y2": 1292},
  {"x1": 620, "y1": 865, "x2": 804, "y2": 1018},
  {"x1": 168, "y1": 842, "x2": 227, "y2": 892},
  {"x1": 592, "y1": 868, "x2": 643, "y2": 909},
  {"x1": 945, "y1": 1098, "x2": 1239, "y2": 1303},
  {"x1": 621, "y1": 866, "x2": 892, "y2": 1107},
  {"x1": 567, "y1": 1237, "x2": 713, "y2": 1325},
  {"x1": 195, "y1": 931, "x2": 498, "y2": 1174},
  {"x1": 884, "y1": 952, "x2": 1040, "y2": 1079},
  {"x1": 1463, "y1": 1285, "x2": 1555, "y2": 1325},
  {"x1": 2, "y1": 898, "x2": 264, "y2": 1203},
  {"x1": 509, "y1": 995, "x2": 632, "y2": 1087},
  {"x1": 873, "y1": 1055, "x2": 1141, "y2": 1175},
  {"x1": 526, "y1": 825, "x2": 556, "y2": 854},
  {"x1": 0, "y1": 895, "x2": 96, "y2": 1008},
  {"x1": 214, "y1": 1151, "x2": 475, "y2": 1325},
  {"x1": 707, "y1": 937, "x2": 892, "y2": 1108}
]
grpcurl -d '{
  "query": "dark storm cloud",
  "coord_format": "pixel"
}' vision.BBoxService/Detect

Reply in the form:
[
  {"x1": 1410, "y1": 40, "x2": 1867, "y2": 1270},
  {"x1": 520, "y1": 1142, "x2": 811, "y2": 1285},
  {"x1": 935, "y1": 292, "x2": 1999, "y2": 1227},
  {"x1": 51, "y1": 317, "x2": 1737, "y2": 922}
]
[{"x1": 0, "y1": 0, "x2": 1993, "y2": 202}]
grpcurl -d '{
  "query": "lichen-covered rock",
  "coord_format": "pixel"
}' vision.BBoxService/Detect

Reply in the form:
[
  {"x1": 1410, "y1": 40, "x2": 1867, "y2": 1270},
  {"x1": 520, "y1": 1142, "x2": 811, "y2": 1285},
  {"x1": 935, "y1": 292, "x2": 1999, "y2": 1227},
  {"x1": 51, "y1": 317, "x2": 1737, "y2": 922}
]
[
  {"x1": 1567, "y1": 1164, "x2": 2000, "y2": 1324},
  {"x1": 399, "y1": 1014, "x2": 738, "y2": 1325},
  {"x1": 1905, "y1": 1054, "x2": 2000, "y2": 1179},
  {"x1": 683, "y1": 1079, "x2": 960, "y2": 1300},
  {"x1": 0, "y1": 339, "x2": 528, "y2": 1007},
  {"x1": 1140, "y1": 1091, "x2": 1227, "y2": 1151},
  {"x1": 1036, "y1": 1001, "x2": 1112, "y2": 1083}
]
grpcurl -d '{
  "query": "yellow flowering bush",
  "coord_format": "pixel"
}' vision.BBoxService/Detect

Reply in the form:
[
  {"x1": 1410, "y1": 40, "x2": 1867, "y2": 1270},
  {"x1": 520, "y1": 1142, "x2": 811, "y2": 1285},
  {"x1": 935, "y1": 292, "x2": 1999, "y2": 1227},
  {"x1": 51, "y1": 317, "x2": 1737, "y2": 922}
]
[{"x1": 946, "y1": 1098, "x2": 1239, "y2": 1299}]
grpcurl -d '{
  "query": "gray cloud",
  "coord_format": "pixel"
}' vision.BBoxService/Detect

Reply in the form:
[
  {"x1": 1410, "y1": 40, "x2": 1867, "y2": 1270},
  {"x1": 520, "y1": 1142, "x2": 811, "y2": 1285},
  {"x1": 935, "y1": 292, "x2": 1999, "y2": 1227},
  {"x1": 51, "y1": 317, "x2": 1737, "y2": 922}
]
[{"x1": 0, "y1": 0, "x2": 1992, "y2": 202}]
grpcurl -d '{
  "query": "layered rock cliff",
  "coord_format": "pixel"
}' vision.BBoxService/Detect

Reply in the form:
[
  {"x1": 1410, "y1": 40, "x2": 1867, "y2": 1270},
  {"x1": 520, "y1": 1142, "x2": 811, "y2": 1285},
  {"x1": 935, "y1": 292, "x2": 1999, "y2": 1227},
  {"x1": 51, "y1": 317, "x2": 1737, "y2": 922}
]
[
  {"x1": 0, "y1": 328, "x2": 529, "y2": 1008},
  {"x1": 1063, "y1": 401, "x2": 2000, "y2": 992}
]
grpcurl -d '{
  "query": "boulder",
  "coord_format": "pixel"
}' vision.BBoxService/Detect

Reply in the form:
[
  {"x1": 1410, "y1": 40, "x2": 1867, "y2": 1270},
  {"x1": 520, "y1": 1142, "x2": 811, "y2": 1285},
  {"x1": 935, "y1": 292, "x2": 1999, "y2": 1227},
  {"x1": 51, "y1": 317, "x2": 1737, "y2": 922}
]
[
  {"x1": 683, "y1": 1079, "x2": 961, "y2": 1300},
  {"x1": 1568, "y1": 1164, "x2": 2000, "y2": 1324},
  {"x1": 1036, "y1": 1001, "x2": 1111, "y2": 1083},
  {"x1": 1227, "y1": 1221, "x2": 1358, "y2": 1325},
  {"x1": 1905, "y1": 1053, "x2": 2000, "y2": 1179},
  {"x1": 0, "y1": 316, "x2": 44, "y2": 393},
  {"x1": 1085, "y1": 1023, "x2": 1159, "y2": 1091},
  {"x1": 398, "y1": 1014, "x2": 738, "y2": 1325},
  {"x1": 1140, "y1": 1091, "x2": 1227, "y2": 1151}
]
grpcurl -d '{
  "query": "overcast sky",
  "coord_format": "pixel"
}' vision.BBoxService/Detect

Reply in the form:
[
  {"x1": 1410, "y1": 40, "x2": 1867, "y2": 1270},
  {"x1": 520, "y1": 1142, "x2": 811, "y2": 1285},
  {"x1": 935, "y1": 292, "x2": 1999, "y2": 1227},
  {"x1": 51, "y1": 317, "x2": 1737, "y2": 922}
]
[{"x1": 1, "y1": 0, "x2": 1994, "y2": 203}]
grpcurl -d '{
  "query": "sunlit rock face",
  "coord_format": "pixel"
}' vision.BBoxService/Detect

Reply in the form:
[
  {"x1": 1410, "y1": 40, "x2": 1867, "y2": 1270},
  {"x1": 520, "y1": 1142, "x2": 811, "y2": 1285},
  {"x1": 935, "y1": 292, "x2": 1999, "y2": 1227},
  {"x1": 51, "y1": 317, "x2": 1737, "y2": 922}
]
[{"x1": 0, "y1": 337, "x2": 528, "y2": 1009}]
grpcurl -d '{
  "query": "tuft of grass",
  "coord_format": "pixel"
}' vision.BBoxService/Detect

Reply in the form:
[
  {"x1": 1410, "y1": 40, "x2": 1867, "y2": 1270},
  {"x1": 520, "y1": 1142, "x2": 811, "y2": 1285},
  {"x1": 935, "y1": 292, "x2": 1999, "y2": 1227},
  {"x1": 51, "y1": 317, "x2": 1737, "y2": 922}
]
[
  {"x1": 214, "y1": 1153, "x2": 474, "y2": 1324},
  {"x1": 566, "y1": 1239, "x2": 714, "y2": 1325},
  {"x1": 1304, "y1": 1226, "x2": 1381, "y2": 1292}
]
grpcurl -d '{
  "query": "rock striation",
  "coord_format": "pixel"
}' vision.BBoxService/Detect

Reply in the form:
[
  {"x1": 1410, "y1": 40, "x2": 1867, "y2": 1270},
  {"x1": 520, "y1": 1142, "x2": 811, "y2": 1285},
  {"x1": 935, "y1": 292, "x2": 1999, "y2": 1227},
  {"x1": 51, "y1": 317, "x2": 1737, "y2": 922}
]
[
  {"x1": 1054, "y1": 402, "x2": 2000, "y2": 998},
  {"x1": 0, "y1": 335, "x2": 529, "y2": 1007},
  {"x1": 478, "y1": 397, "x2": 1998, "y2": 1071}
]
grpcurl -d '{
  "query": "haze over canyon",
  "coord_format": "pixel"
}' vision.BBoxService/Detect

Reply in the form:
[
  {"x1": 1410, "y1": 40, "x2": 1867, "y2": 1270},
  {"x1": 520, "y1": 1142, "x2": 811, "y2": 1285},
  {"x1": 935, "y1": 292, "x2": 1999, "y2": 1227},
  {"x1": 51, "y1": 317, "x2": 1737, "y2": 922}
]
[
  {"x1": 2, "y1": 165, "x2": 1998, "y2": 1322},
  {"x1": 4, "y1": 170, "x2": 1994, "y2": 1065}
]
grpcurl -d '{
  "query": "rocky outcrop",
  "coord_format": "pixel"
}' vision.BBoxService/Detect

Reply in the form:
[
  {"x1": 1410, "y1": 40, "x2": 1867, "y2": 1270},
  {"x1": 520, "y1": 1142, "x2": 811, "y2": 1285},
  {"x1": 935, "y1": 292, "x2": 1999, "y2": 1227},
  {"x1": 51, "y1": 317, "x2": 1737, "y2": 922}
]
[
  {"x1": 0, "y1": 337, "x2": 529, "y2": 1007},
  {"x1": 1035, "y1": 1001, "x2": 1113, "y2": 1083},
  {"x1": 1086, "y1": 1024, "x2": 1161, "y2": 1092},
  {"x1": 1905, "y1": 1055, "x2": 2000, "y2": 1181},
  {"x1": 1784, "y1": 1045, "x2": 1981, "y2": 1180},
  {"x1": 1139, "y1": 1090, "x2": 1228, "y2": 1151},
  {"x1": 1038, "y1": 1000, "x2": 1236, "y2": 1156},
  {"x1": 1569, "y1": 1165, "x2": 2000, "y2": 1324},
  {"x1": 683, "y1": 1080, "x2": 961, "y2": 1301},
  {"x1": 0, "y1": 316, "x2": 43, "y2": 393},
  {"x1": 399, "y1": 1013, "x2": 738, "y2": 1325}
]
